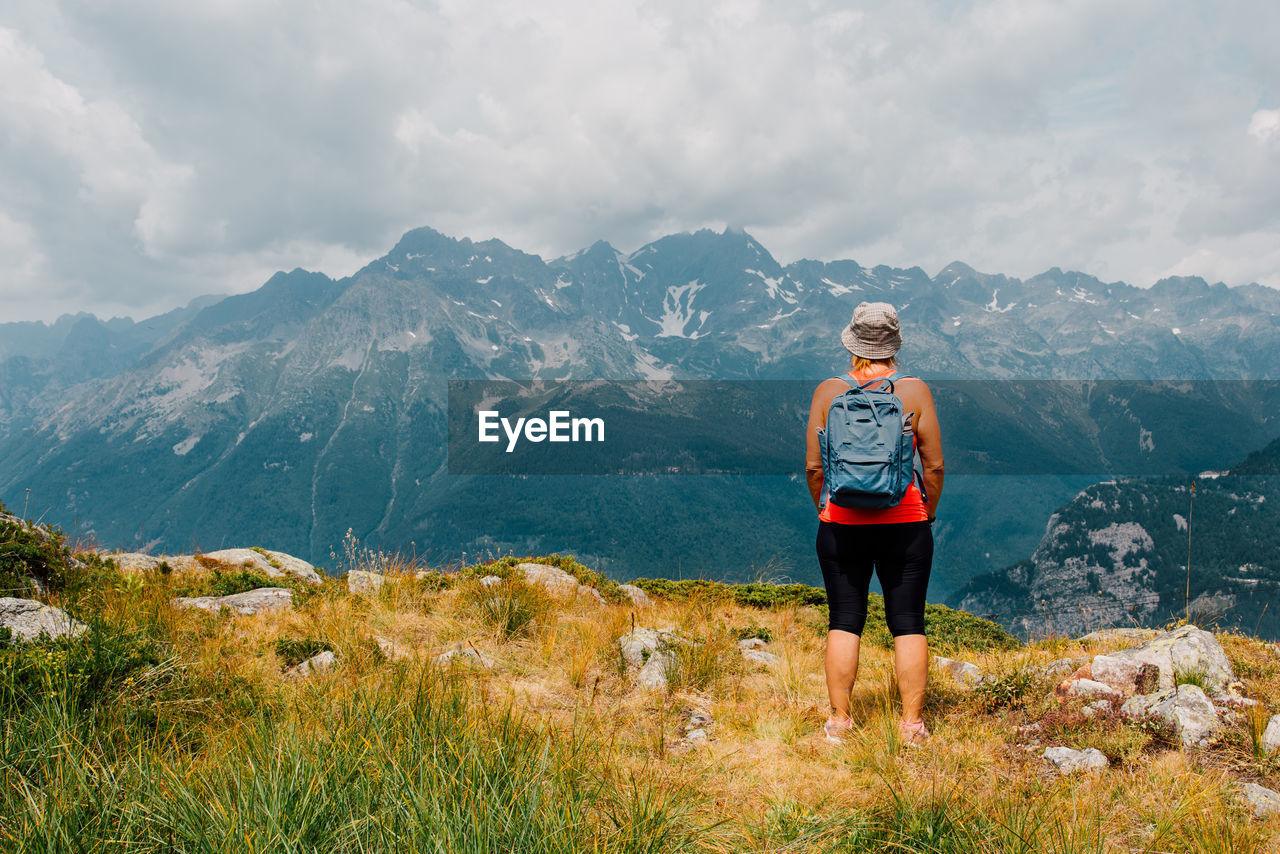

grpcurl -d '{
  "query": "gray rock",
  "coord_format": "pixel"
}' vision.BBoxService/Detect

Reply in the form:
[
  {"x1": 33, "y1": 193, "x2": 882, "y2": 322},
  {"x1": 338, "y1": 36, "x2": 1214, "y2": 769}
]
[
  {"x1": 258, "y1": 550, "x2": 322, "y2": 584},
  {"x1": 619, "y1": 584, "x2": 652, "y2": 607},
  {"x1": 1211, "y1": 693, "x2": 1260, "y2": 710},
  {"x1": 516, "y1": 562, "x2": 580, "y2": 597},
  {"x1": 737, "y1": 637, "x2": 768, "y2": 650},
  {"x1": 618, "y1": 627, "x2": 684, "y2": 668},
  {"x1": 743, "y1": 649, "x2": 779, "y2": 666},
  {"x1": 0, "y1": 598, "x2": 88, "y2": 641},
  {"x1": 685, "y1": 728, "x2": 708, "y2": 744},
  {"x1": 1082, "y1": 699, "x2": 1113, "y2": 719},
  {"x1": 685, "y1": 710, "x2": 713, "y2": 729},
  {"x1": 1096, "y1": 625, "x2": 1234, "y2": 694},
  {"x1": 1036, "y1": 657, "x2": 1089, "y2": 680},
  {"x1": 433, "y1": 643, "x2": 495, "y2": 669},
  {"x1": 635, "y1": 650, "x2": 675, "y2": 690},
  {"x1": 288, "y1": 650, "x2": 337, "y2": 678},
  {"x1": 1239, "y1": 783, "x2": 1280, "y2": 819},
  {"x1": 1263, "y1": 715, "x2": 1280, "y2": 754},
  {"x1": 1066, "y1": 678, "x2": 1123, "y2": 699},
  {"x1": 933, "y1": 656, "x2": 982, "y2": 685},
  {"x1": 347, "y1": 570, "x2": 385, "y2": 594},
  {"x1": 1125, "y1": 684, "x2": 1220, "y2": 747},
  {"x1": 172, "y1": 587, "x2": 294, "y2": 615},
  {"x1": 1043, "y1": 746, "x2": 1108, "y2": 774},
  {"x1": 200, "y1": 548, "x2": 322, "y2": 584},
  {"x1": 516, "y1": 562, "x2": 604, "y2": 603},
  {"x1": 478, "y1": 575, "x2": 503, "y2": 587},
  {"x1": 108, "y1": 552, "x2": 166, "y2": 573},
  {"x1": 1090, "y1": 654, "x2": 1160, "y2": 695}
]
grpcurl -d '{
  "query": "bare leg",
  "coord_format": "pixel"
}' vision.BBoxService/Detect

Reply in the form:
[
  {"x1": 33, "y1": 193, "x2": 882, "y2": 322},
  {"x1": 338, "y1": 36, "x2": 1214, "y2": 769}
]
[
  {"x1": 825, "y1": 629, "x2": 861, "y2": 719},
  {"x1": 893, "y1": 633, "x2": 928, "y2": 723}
]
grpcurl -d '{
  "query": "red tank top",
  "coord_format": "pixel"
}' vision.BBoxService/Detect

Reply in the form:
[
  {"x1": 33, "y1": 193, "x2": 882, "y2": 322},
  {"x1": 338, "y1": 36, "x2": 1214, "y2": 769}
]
[{"x1": 818, "y1": 367, "x2": 929, "y2": 525}]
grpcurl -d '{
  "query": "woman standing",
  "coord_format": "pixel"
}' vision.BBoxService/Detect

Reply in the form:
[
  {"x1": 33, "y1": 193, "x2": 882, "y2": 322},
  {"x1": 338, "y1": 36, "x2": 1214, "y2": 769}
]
[{"x1": 805, "y1": 302, "x2": 945, "y2": 746}]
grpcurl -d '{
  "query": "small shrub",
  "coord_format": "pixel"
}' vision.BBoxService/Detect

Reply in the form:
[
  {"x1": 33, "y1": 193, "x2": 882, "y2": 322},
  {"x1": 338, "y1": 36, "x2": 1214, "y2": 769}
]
[
  {"x1": 274, "y1": 637, "x2": 334, "y2": 668},
  {"x1": 972, "y1": 666, "x2": 1037, "y2": 713},
  {"x1": 0, "y1": 512, "x2": 71, "y2": 595},
  {"x1": 631, "y1": 578, "x2": 826, "y2": 608},
  {"x1": 731, "y1": 624, "x2": 773, "y2": 643},
  {"x1": 415, "y1": 570, "x2": 454, "y2": 592},
  {"x1": 0, "y1": 623, "x2": 166, "y2": 715},
  {"x1": 465, "y1": 580, "x2": 551, "y2": 639}
]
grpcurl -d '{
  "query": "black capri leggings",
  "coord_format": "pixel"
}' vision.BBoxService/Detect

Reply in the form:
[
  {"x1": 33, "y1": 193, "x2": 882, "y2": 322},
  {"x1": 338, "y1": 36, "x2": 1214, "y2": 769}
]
[{"x1": 816, "y1": 520, "x2": 933, "y2": 637}]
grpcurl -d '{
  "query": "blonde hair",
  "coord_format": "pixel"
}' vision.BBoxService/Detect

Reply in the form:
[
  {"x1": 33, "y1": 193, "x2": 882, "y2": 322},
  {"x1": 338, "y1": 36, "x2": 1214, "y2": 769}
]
[{"x1": 852, "y1": 356, "x2": 896, "y2": 371}]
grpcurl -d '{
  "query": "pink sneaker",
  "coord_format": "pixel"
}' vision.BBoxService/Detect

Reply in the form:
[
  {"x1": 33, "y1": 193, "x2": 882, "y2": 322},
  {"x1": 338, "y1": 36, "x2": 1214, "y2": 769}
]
[
  {"x1": 823, "y1": 716, "x2": 853, "y2": 744},
  {"x1": 899, "y1": 719, "x2": 930, "y2": 747}
]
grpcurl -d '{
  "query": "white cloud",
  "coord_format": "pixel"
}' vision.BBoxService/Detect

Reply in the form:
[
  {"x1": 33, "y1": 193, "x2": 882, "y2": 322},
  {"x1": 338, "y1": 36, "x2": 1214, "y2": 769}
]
[
  {"x1": 0, "y1": 0, "x2": 1278, "y2": 322},
  {"x1": 1250, "y1": 110, "x2": 1280, "y2": 147}
]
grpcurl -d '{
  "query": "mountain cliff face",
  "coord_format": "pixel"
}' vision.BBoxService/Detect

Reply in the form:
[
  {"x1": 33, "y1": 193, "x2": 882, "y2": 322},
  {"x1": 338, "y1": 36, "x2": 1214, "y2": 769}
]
[
  {"x1": 2, "y1": 226, "x2": 1279, "y2": 592},
  {"x1": 952, "y1": 438, "x2": 1280, "y2": 639}
]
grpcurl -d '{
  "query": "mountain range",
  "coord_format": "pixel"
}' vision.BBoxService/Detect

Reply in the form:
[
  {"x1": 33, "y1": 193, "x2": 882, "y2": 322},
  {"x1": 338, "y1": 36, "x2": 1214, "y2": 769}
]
[{"x1": 2, "y1": 225, "x2": 1278, "y2": 623}]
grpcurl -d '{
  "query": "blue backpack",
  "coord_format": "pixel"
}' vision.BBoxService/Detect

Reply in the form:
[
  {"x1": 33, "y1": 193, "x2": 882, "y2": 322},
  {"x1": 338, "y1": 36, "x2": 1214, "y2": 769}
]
[{"x1": 818, "y1": 372, "x2": 923, "y2": 509}]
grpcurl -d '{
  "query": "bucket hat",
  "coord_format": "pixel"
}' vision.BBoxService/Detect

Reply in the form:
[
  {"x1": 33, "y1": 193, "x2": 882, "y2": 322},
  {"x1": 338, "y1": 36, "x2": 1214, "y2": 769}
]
[{"x1": 841, "y1": 301, "x2": 902, "y2": 359}]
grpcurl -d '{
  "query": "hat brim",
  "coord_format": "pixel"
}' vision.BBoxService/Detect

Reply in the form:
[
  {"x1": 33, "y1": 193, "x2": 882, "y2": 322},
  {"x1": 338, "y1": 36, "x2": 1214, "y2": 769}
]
[{"x1": 842, "y1": 325, "x2": 901, "y2": 359}]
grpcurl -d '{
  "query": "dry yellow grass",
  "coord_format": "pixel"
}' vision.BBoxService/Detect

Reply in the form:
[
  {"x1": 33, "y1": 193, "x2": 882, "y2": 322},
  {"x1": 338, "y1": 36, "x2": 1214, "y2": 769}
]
[{"x1": 17, "y1": 558, "x2": 1280, "y2": 852}]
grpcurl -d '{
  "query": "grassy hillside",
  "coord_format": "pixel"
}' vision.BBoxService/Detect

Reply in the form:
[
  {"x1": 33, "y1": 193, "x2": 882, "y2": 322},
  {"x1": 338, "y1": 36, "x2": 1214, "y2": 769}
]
[{"x1": 2, "y1": 519, "x2": 1279, "y2": 850}]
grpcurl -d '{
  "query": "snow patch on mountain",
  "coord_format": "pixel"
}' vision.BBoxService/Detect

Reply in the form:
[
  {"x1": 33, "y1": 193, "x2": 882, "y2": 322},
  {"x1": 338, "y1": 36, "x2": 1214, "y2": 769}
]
[
  {"x1": 985, "y1": 289, "x2": 1016, "y2": 313},
  {"x1": 172, "y1": 435, "x2": 200, "y2": 456},
  {"x1": 655, "y1": 282, "x2": 710, "y2": 339},
  {"x1": 822, "y1": 277, "x2": 862, "y2": 296}
]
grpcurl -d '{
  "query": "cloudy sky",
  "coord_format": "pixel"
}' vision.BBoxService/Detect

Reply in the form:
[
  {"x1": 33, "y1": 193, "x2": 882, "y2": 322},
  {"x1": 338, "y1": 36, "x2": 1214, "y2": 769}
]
[{"x1": 1, "y1": 0, "x2": 1278, "y2": 322}]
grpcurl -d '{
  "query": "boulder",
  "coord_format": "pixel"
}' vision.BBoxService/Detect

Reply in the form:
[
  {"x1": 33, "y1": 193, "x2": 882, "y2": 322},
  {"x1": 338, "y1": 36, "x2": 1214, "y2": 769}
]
[
  {"x1": 478, "y1": 575, "x2": 503, "y2": 588},
  {"x1": 172, "y1": 587, "x2": 294, "y2": 615},
  {"x1": 1263, "y1": 715, "x2": 1280, "y2": 754},
  {"x1": 108, "y1": 553, "x2": 167, "y2": 573},
  {"x1": 200, "y1": 548, "x2": 322, "y2": 585},
  {"x1": 288, "y1": 650, "x2": 337, "y2": 678},
  {"x1": 1096, "y1": 625, "x2": 1233, "y2": 694},
  {"x1": 434, "y1": 643, "x2": 495, "y2": 669},
  {"x1": 1081, "y1": 700, "x2": 1112, "y2": 719},
  {"x1": 516, "y1": 562, "x2": 580, "y2": 596},
  {"x1": 635, "y1": 650, "x2": 675, "y2": 690},
  {"x1": 1066, "y1": 679, "x2": 1123, "y2": 699},
  {"x1": 1036, "y1": 657, "x2": 1088, "y2": 680},
  {"x1": 1043, "y1": 746, "x2": 1108, "y2": 774},
  {"x1": 1089, "y1": 654, "x2": 1160, "y2": 695},
  {"x1": 933, "y1": 656, "x2": 982, "y2": 685},
  {"x1": 618, "y1": 627, "x2": 684, "y2": 668},
  {"x1": 0, "y1": 598, "x2": 88, "y2": 641},
  {"x1": 1123, "y1": 684, "x2": 1220, "y2": 747},
  {"x1": 743, "y1": 649, "x2": 779, "y2": 666},
  {"x1": 738, "y1": 638, "x2": 768, "y2": 651},
  {"x1": 1239, "y1": 783, "x2": 1280, "y2": 819},
  {"x1": 347, "y1": 570, "x2": 385, "y2": 594},
  {"x1": 516, "y1": 562, "x2": 604, "y2": 603},
  {"x1": 619, "y1": 584, "x2": 652, "y2": 607}
]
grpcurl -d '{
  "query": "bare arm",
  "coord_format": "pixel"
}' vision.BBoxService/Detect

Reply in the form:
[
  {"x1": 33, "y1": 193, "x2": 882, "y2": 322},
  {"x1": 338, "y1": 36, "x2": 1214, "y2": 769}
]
[{"x1": 903, "y1": 379, "x2": 945, "y2": 520}]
